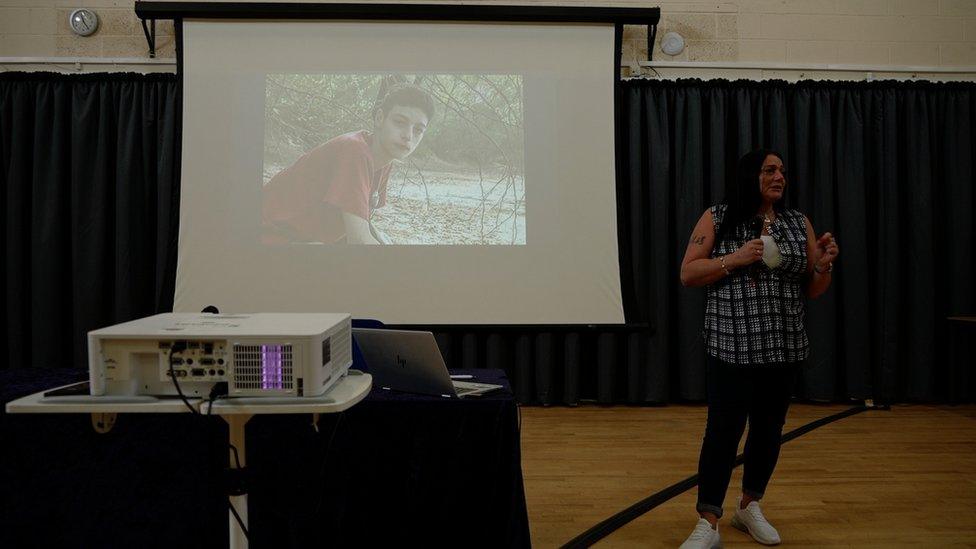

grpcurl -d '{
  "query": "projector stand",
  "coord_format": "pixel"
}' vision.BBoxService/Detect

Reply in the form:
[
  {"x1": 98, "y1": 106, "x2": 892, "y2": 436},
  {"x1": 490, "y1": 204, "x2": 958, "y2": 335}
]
[{"x1": 5, "y1": 372, "x2": 371, "y2": 549}]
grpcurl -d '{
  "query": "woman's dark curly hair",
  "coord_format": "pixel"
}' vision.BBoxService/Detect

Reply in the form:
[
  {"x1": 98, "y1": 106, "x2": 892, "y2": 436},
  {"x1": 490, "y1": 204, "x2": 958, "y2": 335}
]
[{"x1": 715, "y1": 149, "x2": 785, "y2": 244}]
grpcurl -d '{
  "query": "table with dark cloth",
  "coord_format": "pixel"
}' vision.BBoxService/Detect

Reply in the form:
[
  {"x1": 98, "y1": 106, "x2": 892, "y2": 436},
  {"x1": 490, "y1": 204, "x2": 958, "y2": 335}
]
[{"x1": 0, "y1": 368, "x2": 529, "y2": 548}]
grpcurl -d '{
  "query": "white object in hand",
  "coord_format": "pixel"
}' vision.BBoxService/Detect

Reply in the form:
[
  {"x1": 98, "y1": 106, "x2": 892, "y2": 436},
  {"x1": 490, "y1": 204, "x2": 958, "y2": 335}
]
[{"x1": 759, "y1": 235, "x2": 782, "y2": 269}]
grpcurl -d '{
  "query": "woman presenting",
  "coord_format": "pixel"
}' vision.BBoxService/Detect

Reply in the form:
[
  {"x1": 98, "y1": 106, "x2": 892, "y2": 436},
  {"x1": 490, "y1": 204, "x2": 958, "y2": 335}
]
[{"x1": 678, "y1": 149, "x2": 839, "y2": 548}]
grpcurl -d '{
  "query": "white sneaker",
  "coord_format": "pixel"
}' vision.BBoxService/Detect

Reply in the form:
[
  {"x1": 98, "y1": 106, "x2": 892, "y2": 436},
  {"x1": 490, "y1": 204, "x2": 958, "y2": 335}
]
[
  {"x1": 679, "y1": 517, "x2": 722, "y2": 549},
  {"x1": 730, "y1": 499, "x2": 781, "y2": 545}
]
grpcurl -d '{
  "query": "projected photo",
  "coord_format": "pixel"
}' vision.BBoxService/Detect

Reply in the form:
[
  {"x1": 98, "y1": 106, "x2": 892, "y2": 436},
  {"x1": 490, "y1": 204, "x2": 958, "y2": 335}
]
[{"x1": 262, "y1": 74, "x2": 525, "y2": 245}]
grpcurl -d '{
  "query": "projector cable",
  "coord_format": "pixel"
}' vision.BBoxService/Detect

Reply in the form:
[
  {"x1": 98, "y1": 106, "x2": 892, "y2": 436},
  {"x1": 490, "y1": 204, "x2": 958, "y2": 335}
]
[
  {"x1": 168, "y1": 347, "x2": 250, "y2": 541},
  {"x1": 204, "y1": 382, "x2": 229, "y2": 416},
  {"x1": 228, "y1": 501, "x2": 250, "y2": 540},
  {"x1": 167, "y1": 341, "x2": 199, "y2": 415},
  {"x1": 226, "y1": 442, "x2": 250, "y2": 540},
  {"x1": 201, "y1": 382, "x2": 250, "y2": 541}
]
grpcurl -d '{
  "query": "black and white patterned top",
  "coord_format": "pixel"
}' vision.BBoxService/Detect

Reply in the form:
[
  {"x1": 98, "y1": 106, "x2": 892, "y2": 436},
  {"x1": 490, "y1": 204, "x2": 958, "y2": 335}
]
[{"x1": 703, "y1": 204, "x2": 810, "y2": 365}]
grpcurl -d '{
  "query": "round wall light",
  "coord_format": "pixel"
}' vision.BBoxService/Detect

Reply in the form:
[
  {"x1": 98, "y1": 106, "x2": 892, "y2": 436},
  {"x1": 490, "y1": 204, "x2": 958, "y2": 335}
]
[{"x1": 661, "y1": 32, "x2": 685, "y2": 56}]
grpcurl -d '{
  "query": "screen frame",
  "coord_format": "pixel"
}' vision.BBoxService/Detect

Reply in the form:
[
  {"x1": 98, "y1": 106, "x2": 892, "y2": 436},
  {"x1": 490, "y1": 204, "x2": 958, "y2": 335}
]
[
  {"x1": 136, "y1": 2, "x2": 660, "y2": 25},
  {"x1": 144, "y1": 2, "x2": 660, "y2": 328}
]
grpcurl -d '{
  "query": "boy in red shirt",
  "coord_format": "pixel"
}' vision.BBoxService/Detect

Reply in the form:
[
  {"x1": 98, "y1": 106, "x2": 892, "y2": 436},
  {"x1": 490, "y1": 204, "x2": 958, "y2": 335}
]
[{"x1": 263, "y1": 83, "x2": 435, "y2": 244}]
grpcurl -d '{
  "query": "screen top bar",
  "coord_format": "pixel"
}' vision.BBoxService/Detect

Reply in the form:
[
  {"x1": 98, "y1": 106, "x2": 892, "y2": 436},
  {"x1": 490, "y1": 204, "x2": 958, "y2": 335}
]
[{"x1": 135, "y1": 2, "x2": 661, "y2": 25}]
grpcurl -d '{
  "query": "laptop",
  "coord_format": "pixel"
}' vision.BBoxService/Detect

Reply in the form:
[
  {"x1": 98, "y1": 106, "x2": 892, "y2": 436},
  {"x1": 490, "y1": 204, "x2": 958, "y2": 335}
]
[{"x1": 352, "y1": 328, "x2": 504, "y2": 398}]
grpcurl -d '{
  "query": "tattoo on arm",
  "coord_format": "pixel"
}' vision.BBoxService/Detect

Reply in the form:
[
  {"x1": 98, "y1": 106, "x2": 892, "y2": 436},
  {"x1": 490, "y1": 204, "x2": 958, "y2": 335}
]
[{"x1": 692, "y1": 235, "x2": 705, "y2": 245}]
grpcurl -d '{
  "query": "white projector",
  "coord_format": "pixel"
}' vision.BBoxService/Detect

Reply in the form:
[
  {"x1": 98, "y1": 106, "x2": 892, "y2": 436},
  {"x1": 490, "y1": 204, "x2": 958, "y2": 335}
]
[{"x1": 88, "y1": 313, "x2": 352, "y2": 398}]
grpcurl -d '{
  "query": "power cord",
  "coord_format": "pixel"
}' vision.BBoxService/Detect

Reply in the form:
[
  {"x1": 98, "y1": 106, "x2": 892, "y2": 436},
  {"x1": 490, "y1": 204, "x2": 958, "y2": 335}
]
[
  {"x1": 167, "y1": 341, "x2": 198, "y2": 415},
  {"x1": 205, "y1": 383, "x2": 250, "y2": 541},
  {"x1": 205, "y1": 382, "x2": 228, "y2": 416},
  {"x1": 168, "y1": 346, "x2": 249, "y2": 541},
  {"x1": 228, "y1": 501, "x2": 249, "y2": 539},
  {"x1": 226, "y1": 441, "x2": 250, "y2": 539}
]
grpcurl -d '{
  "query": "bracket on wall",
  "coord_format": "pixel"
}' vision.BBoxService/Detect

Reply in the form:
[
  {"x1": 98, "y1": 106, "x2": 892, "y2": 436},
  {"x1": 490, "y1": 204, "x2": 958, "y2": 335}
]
[
  {"x1": 141, "y1": 18, "x2": 157, "y2": 58},
  {"x1": 646, "y1": 23, "x2": 657, "y2": 62}
]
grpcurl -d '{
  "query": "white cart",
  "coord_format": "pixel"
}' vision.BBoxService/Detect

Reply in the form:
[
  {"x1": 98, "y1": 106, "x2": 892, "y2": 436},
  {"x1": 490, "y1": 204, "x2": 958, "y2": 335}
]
[{"x1": 5, "y1": 370, "x2": 372, "y2": 549}]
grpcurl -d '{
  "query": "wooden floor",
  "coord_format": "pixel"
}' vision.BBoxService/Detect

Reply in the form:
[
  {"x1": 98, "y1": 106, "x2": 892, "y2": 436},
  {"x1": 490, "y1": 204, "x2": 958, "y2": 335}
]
[{"x1": 520, "y1": 403, "x2": 976, "y2": 548}]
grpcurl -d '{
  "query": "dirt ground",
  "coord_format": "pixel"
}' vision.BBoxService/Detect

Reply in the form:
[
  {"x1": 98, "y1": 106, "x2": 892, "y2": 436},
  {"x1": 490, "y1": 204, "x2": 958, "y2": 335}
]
[{"x1": 373, "y1": 171, "x2": 525, "y2": 245}]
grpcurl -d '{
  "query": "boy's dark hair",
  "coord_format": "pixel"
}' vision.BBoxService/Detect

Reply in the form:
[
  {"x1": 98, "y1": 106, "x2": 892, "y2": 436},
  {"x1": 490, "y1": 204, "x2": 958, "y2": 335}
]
[{"x1": 376, "y1": 83, "x2": 436, "y2": 122}]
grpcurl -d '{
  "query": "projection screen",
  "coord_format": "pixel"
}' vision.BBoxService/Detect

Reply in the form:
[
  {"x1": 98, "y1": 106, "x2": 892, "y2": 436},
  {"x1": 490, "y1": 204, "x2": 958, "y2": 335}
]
[{"x1": 176, "y1": 19, "x2": 624, "y2": 324}]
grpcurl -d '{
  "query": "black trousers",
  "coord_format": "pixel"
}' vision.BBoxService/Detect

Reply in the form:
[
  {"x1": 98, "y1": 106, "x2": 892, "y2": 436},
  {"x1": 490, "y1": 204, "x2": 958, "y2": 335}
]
[{"x1": 695, "y1": 355, "x2": 799, "y2": 518}]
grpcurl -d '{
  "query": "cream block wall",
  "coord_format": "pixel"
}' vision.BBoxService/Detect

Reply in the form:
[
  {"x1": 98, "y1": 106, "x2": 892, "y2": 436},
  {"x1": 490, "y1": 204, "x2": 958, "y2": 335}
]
[
  {"x1": 1, "y1": 0, "x2": 975, "y2": 71},
  {"x1": 625, "y1": 0, "x2": 976, "y2": 67},
  {"x1": 0, "y1": 0, "x2": 175, "y2": 59}
]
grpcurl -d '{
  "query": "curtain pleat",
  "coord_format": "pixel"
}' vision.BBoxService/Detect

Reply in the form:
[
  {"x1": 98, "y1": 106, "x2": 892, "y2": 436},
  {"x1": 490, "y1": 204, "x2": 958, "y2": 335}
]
[{"x1": 562, "y1": 333, "x2": 580, "y2": 405}]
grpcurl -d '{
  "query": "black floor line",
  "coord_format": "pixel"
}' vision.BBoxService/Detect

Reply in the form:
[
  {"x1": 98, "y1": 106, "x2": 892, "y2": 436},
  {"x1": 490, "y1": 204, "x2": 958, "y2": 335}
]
[{"x1": 559, "y1": 403, "x2": 884, "y2": 548}]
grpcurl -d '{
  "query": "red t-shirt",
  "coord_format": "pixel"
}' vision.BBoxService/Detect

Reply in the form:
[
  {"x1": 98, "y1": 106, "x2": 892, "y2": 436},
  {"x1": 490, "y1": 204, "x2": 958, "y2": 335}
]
[{"x1": 262, "y1": 130, "x2": 392, "y2": 244}]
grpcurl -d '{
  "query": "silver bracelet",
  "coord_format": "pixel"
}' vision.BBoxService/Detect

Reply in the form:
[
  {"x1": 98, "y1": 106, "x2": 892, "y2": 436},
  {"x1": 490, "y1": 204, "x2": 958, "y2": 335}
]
[{"x1": 719, "y1": 255, "x2": 731, "y2": 276}]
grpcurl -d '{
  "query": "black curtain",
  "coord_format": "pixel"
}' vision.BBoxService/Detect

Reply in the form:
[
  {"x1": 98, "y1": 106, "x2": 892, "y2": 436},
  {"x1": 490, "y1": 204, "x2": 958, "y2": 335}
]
[
  {"x1": 4, "y1": 73, "x2": 974, "y2": 404},
  {"x1": 0, "y1": 72, "x2": 180, "y2": 373},
  {"x1": 620, "y1": 78, "x2": 976, "y2": 403}
]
